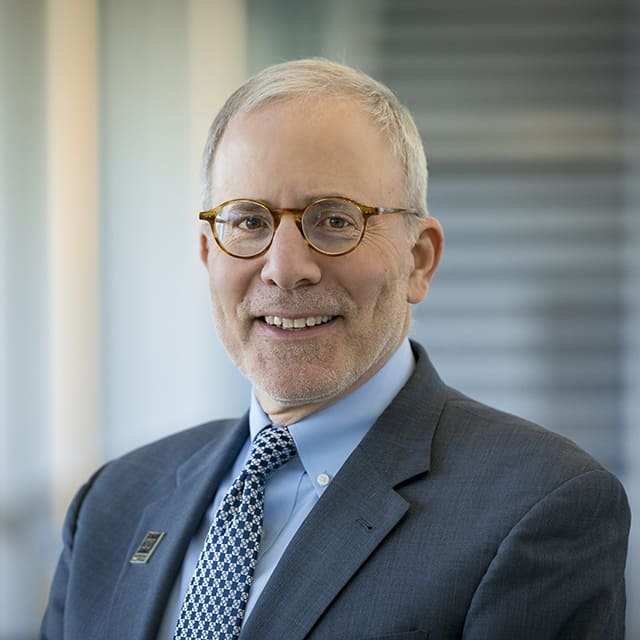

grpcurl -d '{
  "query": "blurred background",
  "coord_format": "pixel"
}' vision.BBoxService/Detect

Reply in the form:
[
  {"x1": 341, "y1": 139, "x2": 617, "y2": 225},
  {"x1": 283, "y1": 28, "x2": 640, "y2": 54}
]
[{"x1": 1, "y1": 0, "x2": 638, "y2": 637}]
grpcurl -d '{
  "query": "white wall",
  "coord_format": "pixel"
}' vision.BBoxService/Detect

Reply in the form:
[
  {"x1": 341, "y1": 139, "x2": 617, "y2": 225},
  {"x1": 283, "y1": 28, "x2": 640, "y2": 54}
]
[
  {"x1": 1, "y1": 1, "x2": 52, "y2": 633},
  {"x1": 100, "y1": 0, "x2": 250, "y2": 460},
  {"x1": 0, "y1": 1, "x2": 248, "y2": 636}
]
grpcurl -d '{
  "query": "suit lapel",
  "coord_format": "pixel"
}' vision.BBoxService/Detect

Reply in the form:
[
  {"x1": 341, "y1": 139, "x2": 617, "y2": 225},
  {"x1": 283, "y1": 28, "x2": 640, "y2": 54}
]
[
  {"x1": 104, "y1": 417, "x2": 249, "y2": 640},
  {"x1": 242, "y1": 343, "x2": 448, "y2": 640},
  {"x1": 240, "y1": 448, "x2": 411, "y2": 640}
]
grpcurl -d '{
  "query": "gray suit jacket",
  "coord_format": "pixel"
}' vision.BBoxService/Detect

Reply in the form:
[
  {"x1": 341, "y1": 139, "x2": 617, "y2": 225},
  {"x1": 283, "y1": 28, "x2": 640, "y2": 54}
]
[{"x1": 41, "y1": 342, "x2": 630, "y2": 639}]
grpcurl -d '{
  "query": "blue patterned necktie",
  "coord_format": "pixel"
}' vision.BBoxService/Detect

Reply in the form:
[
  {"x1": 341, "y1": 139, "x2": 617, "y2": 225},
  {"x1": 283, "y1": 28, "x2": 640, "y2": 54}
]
[{"x1": 174, "y1": 425, "x2": 297, "y2": 640}]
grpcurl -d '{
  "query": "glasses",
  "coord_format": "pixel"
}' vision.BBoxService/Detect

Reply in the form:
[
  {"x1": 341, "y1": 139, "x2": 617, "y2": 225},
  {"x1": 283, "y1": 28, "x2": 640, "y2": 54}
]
[{"x1": 199, "y1": 196, "x2": 418, "y2": 258}]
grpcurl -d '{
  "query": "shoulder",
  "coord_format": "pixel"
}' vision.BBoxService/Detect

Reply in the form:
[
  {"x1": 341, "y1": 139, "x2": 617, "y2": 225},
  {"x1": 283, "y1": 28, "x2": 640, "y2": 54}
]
[
  {"x1": 106, "y1": 417, "x2": 243, "y2": 472},
  {"x1": 403, "y1": 341, "x2": 626, "y2": 518},
  {"x1": 430, "y1": 388, "x2": 630, "y2": 531},
  {"x1": 74, "y1": 416, "x2": 247, "y2": 515},
  {"x1": 439, "y1": 387, "x2": 603, "y2": 476},
  {"x1": 405, "y1": 341, "x2": 610, "y2": 484}
]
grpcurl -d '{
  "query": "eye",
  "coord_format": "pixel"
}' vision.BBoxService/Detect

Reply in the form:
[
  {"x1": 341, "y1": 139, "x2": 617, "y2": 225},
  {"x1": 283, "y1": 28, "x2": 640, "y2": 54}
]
[
  {"x1": 238, "y1": 215, "x2": 267, "y2": 230},
  {"x1": 311, "y1": 206, "x2": 359, "y2": 232},
  {"x1": 220, "y1": 202, "x2": 273, "y2": 234},
  {"x1": 324, "y1": 214, "x2": 352, "y2": 230}
]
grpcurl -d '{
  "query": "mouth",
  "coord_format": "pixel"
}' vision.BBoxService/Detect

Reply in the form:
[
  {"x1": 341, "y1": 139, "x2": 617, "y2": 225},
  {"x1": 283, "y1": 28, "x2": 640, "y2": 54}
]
[{"x1": 263, "y1": 315, "x2": 335, "y2": 330}]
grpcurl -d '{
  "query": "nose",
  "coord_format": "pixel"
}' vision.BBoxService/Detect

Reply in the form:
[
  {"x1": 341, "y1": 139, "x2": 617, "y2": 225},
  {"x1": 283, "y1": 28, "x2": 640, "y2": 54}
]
[{"x1": 260, "y1": 216, "x2": 322, "y2": 289}]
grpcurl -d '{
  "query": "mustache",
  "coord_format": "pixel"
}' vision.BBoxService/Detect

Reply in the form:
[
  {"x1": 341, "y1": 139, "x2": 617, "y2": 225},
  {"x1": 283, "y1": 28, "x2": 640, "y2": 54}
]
[{"x1": 239, "y1": 288, "x2": 352, "y2": 317}]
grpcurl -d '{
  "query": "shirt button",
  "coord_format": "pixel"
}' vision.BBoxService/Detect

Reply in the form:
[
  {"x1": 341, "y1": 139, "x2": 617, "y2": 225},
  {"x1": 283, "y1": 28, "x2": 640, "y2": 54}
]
[{"x1": 317, "y1": 472, "x2": 331, "y2": 487}]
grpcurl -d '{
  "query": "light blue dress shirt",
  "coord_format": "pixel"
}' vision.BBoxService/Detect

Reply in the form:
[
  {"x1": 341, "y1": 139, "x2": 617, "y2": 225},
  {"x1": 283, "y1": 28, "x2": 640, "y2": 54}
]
[{"x1": 158, "y1": 339, "x2": 415, "y2": 639}]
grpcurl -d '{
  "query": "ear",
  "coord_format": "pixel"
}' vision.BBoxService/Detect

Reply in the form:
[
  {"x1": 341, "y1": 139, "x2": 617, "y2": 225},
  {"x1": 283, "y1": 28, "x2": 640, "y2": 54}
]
[
  {"x1": 199, "y1": 229, "x2": 210, "y2": 267},
  {"x1": 407, "y1": 216, "x2": 444, "y2": 304}
]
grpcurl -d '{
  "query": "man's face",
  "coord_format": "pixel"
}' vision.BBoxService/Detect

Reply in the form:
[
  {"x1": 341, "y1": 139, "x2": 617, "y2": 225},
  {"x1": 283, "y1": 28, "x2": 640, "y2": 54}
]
[{"x1": 201, "y1": 98, "x2": 442, "y2": 423}]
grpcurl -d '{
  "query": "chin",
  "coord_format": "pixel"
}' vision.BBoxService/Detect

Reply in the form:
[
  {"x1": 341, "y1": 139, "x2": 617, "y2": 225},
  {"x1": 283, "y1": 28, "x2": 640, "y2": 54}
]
[
  {"x1": 260, "y1": 383, "x2": 346, "y2": 408},
  {"x1": 251, "y1": 362, "x2": 362, "y2": 409}
]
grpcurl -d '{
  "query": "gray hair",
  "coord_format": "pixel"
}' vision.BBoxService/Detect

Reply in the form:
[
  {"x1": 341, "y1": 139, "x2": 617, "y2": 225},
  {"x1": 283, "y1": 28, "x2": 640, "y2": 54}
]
[{"x1": 201, "y1": 58, "x2": 428, "y2": 216}]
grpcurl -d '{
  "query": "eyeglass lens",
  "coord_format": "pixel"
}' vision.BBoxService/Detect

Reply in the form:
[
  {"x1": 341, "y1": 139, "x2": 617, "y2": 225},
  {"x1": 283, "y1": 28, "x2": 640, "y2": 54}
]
[{"x1": 214, "y1": 199, "x2": 365, "y2": 257}]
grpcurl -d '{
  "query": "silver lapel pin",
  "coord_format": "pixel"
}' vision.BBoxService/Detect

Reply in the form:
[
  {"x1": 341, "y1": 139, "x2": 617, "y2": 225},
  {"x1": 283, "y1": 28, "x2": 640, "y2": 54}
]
[{"x1": 129, "y1": 531, "x2": 166, "y2": 564}]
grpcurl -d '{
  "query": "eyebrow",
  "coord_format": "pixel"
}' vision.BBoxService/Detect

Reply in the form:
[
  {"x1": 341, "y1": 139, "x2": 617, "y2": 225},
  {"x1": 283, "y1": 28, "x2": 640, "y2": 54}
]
[{"x1": 263, "y1": 193, "x2": 354, "y2": 208}]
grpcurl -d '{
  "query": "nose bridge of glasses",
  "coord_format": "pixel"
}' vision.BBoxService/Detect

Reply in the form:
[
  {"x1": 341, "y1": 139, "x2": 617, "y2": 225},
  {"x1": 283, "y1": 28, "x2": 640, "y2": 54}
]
[
  {"x1": 272, "y1": 207, "x2": 305, "y2": 223},
  {"x1": 271, "y1": 207, "x2": 306, "y2": 237}
]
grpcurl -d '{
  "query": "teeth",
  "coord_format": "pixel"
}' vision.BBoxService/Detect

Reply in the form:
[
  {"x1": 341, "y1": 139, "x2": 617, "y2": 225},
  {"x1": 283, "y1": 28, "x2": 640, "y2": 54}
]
[{"x1": 264, "y1": 315, "x2": 333, "y2": 330}]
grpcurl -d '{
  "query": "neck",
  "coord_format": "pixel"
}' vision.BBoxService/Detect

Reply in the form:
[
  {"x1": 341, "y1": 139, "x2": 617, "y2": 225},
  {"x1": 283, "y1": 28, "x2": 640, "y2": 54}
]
[{"x1": 256, "y1": 392, "x2": 339, "y2": 427}]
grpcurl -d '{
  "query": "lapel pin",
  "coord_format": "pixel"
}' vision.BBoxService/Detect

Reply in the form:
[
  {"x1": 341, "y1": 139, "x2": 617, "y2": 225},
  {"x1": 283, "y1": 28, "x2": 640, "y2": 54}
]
[{"x1": 129, "y1": 531, "x2": 166, "y2": 564}]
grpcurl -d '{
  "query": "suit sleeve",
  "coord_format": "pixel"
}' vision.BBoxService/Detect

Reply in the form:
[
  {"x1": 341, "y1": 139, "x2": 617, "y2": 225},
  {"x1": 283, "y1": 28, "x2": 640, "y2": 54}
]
[
  {"x1": 462, "y1": 468, "x2": 630, "y2": 640},
  {"x1": 40, "y1": 473, "x2": 101, "y2": 640}
]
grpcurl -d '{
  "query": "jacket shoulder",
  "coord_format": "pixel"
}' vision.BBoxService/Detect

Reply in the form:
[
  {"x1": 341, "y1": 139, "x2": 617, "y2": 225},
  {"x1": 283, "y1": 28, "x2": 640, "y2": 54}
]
[
  {"x1": 111, "y1": 417, "x2": 242, "y2": 469},
  {"x1": 432, "y1": 388, "x2": 625, "y2": 515},
  {"x1": 72, "y1": 417, "x2": 246, "y2": 523},
  {"x1": 102, "y1": 416, "x2": 245, "y2": 486}
]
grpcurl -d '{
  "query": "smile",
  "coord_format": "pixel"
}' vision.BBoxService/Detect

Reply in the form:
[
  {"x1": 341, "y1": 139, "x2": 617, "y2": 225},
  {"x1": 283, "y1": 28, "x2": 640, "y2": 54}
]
[{"x1": 263, "y1": 315, "x2": 334, "y2": 330}]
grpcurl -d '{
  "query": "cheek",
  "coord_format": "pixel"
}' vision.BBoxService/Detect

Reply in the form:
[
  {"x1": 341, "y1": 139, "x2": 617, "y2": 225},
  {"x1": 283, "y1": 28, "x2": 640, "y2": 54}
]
[
  {"x1": 345, "y1": 262, "x2": 408, "y2": 320},
  {"x1": 347, "y1": 238, "x2": 413, "y2": 302},
  {"x1": 207, "y1": 256, "x2": 251, "y2": 318}
]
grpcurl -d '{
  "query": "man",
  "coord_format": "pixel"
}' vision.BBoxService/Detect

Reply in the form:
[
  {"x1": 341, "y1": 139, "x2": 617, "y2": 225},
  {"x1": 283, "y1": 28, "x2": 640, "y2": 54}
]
[{"x1": 42, "y1": 59, "x2": 630, "y2": 639}]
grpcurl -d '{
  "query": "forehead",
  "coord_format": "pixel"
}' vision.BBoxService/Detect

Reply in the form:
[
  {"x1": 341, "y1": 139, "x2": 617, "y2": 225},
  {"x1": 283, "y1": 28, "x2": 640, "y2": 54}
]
[{"x1": 209, "y1": 98, "x2": 406, "y2": 208}]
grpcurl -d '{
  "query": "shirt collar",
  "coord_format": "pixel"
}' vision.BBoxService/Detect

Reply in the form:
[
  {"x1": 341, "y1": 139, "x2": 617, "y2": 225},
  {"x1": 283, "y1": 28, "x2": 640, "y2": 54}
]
[{"x1": 249, "y1": 338, "x2": 415, "y2": 496}]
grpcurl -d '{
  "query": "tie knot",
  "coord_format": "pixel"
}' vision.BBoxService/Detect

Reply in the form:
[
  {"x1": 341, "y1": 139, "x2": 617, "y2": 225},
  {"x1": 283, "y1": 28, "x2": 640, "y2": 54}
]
[{"x1": 244, "y1": 425, "x2": 297, "y2": 478}]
